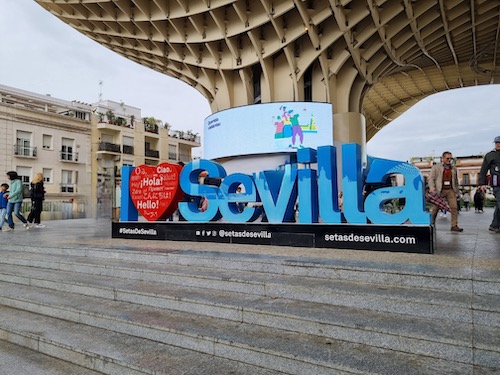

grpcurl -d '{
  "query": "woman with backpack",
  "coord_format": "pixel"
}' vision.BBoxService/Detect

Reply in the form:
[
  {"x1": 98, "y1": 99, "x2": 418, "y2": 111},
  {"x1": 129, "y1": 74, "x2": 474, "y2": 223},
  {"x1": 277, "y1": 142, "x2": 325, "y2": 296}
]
[{"x1": 27, "y1": 172, "x2": 46, "y2": 228}]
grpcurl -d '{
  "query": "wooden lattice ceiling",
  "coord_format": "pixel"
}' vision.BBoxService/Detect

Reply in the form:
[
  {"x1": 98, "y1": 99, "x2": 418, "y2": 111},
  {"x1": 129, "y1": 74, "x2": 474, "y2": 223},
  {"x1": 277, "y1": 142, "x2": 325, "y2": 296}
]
[{"x1": 37, "y1": 0, "x2": 500, "y2": 140}]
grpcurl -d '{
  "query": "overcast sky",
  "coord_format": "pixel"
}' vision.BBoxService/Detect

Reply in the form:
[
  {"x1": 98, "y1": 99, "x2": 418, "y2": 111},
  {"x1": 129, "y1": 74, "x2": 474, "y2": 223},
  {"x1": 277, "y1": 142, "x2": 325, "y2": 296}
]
[{"x1": 2, "y1": 0, "x2": 499, "y2": 161}]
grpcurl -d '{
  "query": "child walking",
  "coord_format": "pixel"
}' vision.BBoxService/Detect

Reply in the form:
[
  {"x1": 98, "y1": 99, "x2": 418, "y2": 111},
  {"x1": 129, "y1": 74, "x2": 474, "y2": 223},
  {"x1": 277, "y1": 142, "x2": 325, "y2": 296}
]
[{"x1": 0, "y1": 183, "x2": 9, "y2": 231}]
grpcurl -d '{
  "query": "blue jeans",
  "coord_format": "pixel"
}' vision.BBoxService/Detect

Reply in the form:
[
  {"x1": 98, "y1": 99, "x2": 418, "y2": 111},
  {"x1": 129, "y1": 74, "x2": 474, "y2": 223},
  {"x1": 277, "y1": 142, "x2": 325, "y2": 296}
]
[
  {"x1": 6, "y1": 201, "x2": 27, "y2": 228},
  {"x1": 0, "y1": 207, "x2": 6, "y2": 229},
  {"x1": 492, "y1": 187, "x2": 500, "y2": 228}
]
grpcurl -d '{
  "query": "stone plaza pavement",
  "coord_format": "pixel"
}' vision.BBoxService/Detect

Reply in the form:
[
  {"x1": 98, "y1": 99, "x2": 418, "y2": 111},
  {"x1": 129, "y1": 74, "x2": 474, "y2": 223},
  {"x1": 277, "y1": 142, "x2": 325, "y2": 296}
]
[{"x1": 3, "y1": 206, "x2": 499, "y2": 264}]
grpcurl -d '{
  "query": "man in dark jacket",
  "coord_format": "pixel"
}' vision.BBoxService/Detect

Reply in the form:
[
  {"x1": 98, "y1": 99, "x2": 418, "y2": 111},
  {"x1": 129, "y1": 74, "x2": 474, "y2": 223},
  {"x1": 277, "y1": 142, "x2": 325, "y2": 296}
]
[{"x1": 478, "y1": 136, "x2": 500, "y2": 233}]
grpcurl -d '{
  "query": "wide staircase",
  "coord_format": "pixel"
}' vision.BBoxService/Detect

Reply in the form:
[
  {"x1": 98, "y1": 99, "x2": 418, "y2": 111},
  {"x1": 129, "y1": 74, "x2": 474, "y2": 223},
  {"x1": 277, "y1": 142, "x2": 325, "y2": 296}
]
[{"x1": 0, "y1": 242, "x2": 498, "y2": 374}]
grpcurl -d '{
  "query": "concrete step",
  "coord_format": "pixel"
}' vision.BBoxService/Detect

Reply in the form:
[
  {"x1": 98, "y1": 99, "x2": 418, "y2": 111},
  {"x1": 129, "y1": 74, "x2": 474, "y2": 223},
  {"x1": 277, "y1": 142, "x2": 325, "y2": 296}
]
[
  {"x1": 0, "y1": 244, "x2": 498, "y2": 373},
  {"x1": 0, "y1": 305, "x2": 282, "y2": 375},
  {"x1": 0, "y1": 340, "x2": 103, "y2": 375},
  {"x1": 165, "y1": 250, "x2": 500, "y2": 296},
  {"x1": 0, "y1": 269, "x2": 496, "y2": 367},
  {"x1": 2, "y1": 242, "x2": 499, "y2": 296},
  {"x1": 0, "y1": 259, "x2": 499, "y2": 369},
  {"x1": 0, "y1": 249, "x2": 499, "y2": 327},
  {"x1": 0, "y1": 287, "x2": 480, "y2": 375}
]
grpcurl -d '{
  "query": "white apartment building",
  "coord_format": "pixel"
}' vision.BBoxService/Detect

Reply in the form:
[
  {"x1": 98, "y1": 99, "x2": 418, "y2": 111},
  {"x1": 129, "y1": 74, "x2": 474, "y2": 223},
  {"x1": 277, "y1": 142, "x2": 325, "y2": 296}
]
[
  {"x1": 0, "y1": 84, "x2": 92, "y2": 220},
  {"x1": 91, "y1": 100, "x2": 201, "y2": 219},
  {"x1": 0, "y1": 84, "x2": 201, "y2": 220}
]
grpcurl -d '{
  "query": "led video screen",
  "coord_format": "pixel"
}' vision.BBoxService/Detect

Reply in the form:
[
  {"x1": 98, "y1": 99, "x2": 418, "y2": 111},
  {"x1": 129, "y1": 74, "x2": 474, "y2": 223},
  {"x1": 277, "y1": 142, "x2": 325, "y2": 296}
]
[{"x1": 204, "y1": 102, "x2": 333, "y2": 160}]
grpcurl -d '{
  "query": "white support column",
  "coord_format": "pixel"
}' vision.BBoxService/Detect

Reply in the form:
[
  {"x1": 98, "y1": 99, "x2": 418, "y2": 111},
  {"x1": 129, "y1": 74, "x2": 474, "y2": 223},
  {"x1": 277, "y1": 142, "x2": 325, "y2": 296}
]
[{"x1": 333, "y1": 112, "x2": 367, "y2": 166}]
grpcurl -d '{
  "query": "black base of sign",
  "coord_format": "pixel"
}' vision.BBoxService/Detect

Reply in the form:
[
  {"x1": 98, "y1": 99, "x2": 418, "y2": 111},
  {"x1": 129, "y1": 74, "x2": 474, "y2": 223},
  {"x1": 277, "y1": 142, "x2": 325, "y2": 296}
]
[{"x1": 112, "y1": 222, "x2": 434, "y2": 254}]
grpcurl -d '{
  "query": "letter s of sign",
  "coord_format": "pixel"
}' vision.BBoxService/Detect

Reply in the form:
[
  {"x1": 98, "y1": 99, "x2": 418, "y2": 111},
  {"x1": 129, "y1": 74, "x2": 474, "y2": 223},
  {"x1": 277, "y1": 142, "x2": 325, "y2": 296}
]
[{"x1": 178, "y1": 159, "x2": 226, "y2": 222}]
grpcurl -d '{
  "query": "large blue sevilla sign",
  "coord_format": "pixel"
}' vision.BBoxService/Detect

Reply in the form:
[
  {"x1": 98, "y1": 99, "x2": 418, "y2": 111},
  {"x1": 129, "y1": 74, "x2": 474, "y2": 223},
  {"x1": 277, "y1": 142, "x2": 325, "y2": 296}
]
[{"x1": 120, "y1": 143, "x2": 430, "y2": 226}]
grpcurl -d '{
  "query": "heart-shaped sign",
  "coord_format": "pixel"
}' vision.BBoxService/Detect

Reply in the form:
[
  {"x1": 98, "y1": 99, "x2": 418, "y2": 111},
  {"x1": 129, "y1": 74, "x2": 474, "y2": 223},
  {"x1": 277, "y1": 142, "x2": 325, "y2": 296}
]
[{"x1": 129, "y1": 163, "x2": 184, "y2": 221}]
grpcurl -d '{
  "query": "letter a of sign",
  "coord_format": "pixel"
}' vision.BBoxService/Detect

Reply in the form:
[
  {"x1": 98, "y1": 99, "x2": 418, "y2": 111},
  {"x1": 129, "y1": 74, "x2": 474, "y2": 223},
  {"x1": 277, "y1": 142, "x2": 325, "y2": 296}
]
[{"x1": 364, "y1": 158, "x2": 430, "y2": 225}]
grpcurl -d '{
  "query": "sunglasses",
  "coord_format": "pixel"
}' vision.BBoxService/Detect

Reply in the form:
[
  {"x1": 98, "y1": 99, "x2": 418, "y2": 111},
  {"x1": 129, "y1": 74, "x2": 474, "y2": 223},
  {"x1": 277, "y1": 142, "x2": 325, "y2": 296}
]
[{"x1": 444, "y1": 157, "x2": 452, "y2": 160}]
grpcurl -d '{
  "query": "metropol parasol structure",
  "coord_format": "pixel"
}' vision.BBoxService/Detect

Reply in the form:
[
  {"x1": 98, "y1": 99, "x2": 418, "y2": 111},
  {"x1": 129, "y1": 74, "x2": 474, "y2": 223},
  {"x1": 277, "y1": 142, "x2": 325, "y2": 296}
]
[{"x1": 37, "y1": 0, "x2": 499, "y2": 147}]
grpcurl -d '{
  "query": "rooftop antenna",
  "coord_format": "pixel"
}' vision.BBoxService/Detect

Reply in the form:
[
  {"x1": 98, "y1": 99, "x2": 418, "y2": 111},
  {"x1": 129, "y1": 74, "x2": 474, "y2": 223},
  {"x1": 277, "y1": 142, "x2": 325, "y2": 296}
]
[{"x1": 98, "y1": 80, "x2": 103, "y2": 102}]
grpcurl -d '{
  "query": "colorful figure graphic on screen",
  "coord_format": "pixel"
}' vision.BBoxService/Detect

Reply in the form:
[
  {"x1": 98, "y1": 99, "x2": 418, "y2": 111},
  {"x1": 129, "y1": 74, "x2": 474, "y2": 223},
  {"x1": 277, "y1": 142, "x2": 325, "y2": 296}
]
[
  {"x1": 273, "y1": 106, "x2": 317, "y2": 149},
  {"x1": 273, "y1": 116, "x2": 285, "y2": 138},
  {"x1": 281, "y1": 106, "x2": 292, "y2": 121},
  {"x1": 281, "y1": 106, "x2": 293, "y2": 139},
  {"x1": 290, "y1": 113, "x2": 304, "y2": 147},
  {"x1": 308, "y1": 114, "x2": 317, "y2": 131}
]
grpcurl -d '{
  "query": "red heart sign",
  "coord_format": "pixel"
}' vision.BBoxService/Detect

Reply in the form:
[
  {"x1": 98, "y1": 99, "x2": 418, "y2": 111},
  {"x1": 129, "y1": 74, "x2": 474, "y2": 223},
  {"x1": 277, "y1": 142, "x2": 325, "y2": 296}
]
[{"x1": 129, "y1": 163, "x2": 184, "y2": 221}]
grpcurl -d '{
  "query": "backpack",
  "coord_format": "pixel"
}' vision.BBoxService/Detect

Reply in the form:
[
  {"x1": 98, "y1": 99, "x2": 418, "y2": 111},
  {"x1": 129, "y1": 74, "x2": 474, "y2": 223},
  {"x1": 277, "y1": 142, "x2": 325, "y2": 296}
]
[{"x1": 22, "y1": 184, "x2": 31, "y2": 199}]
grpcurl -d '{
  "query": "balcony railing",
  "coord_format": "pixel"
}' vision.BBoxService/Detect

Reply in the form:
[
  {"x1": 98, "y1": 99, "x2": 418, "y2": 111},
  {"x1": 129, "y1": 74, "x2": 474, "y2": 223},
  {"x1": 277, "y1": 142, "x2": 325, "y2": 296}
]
[
  {"x1": 144, "y1": 123, "x2": 159, "y2": 134},
  {"x1": 145, "y1": 149, "x2": 159, "y2": 158},
  {"x1": 122, "y1": 145, "x2": 134, "y2": 155},
  {"x1": 98, "y1": 142, "x2": 121, "y2": 153},
  {"x1": 61, "y1": 151, "x2": 79, "y2": 162},
  {"x1": 14, "y1": 145, "x2": 37, "y2": 157},
  {"x1": 170, "y1": 130, "x2": 200, "y2": 143}
]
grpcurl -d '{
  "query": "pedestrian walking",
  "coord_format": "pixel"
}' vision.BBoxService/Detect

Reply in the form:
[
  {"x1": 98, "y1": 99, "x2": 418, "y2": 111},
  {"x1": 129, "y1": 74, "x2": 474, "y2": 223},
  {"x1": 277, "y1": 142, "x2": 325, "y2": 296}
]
[
  {"x1": 478, "y1": 135, "x2": 500, "y2": 233},
  {"x1": 5, "y1": 171, "x2": 29, "y2": 230},
  {"x1": 27, "y1": 172, "x2": 46, "y2": 228},
  {"x1": 463, "y1": 191, "x2": 470, "y2": 211},
  {"x1": 428, "y1": 151, "x2": 463, "y2": 232},
  {"x1": 0, "y1": 183, "x2": 9, "y2": 231}
]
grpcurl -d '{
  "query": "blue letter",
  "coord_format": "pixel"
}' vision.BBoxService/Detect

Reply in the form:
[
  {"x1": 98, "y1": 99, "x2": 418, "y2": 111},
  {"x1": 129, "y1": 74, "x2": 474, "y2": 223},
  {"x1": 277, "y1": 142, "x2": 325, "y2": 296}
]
[
  {"x1": 364, "y1": 158, "x2": 430, "y2": 225},
  {"x1": 120, "y1": 166, "x2": 138, "y2": 221},
  {"x1": 253, "y1": 165, "x2": 298, "y2": 223},
  {"x1": 342, "y1": 143, "x2": 366, "y2": 224},
  {"x1": 297, "y1": 148, "x2": 318, "y2": 223},
  {"x1": 219, "y1": 173, "x2": 261, "y2": 222},
  {"x1": 317, "y1": 146, "x2": 342, "y2": 223},
  {"x1": 178, "y1": 159, "x2": 226, "y2": 222}
]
